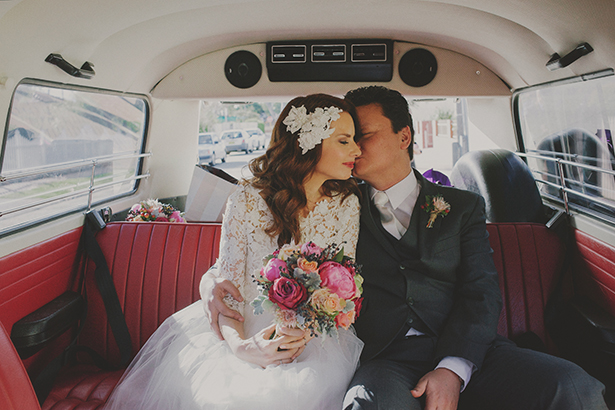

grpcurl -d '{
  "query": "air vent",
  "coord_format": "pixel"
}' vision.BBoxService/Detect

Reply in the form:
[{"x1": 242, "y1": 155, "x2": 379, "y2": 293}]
[
  {"x1": 267, "y1": 39, "x2": 393, "y2": 82},
  {"x1": 271, "y1": 45, "x2": 306, "y2": 63},
  {"x1": 312, "y1": 44, "x2": 346, "y2": 63},
  {"x1": 351, "y1": 44, "x2": 387, "y2": 62}
]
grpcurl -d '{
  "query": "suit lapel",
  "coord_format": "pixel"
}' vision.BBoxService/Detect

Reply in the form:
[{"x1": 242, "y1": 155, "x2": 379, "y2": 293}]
[{"x1": 411, "y1": 171, "x2": 444, "y2": 254}]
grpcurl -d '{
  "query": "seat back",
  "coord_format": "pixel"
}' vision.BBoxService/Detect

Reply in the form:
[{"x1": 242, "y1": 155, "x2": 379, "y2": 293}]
[
  {"x1": 0, "y1": 321, "x2": 40, "y2": 410},
  {"x1": 78, "y1": 222, "x2": 222, "y2": 368},
  {"x1": 488, "y1": 222, "x2": 565, "y2": 353},
  {"x1": 451, "y1": 149, "x2": 545, "y2": 223}
]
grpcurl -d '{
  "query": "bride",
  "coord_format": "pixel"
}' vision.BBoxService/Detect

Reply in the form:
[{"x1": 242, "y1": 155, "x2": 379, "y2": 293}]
[{"x1": 103, "y1": 94, "x2": 364, "y2": 410}]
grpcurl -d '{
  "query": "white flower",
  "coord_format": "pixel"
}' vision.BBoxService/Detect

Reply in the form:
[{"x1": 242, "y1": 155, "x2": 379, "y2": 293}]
[
  {"x1": 282, "y1": 105, "x2": 343, "y2": 154},
  {"x1": 283, "y1": 106, "x2": 309, "y2": 134}
]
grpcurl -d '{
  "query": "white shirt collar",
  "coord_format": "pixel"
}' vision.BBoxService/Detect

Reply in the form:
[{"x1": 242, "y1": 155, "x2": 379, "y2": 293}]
[{"x1": 370, "y1": 171, "x2": 418, "y2": 210}]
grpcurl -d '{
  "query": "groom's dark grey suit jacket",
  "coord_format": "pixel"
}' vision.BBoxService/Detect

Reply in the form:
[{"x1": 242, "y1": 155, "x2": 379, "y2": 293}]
[{"x1": 353, "y1": 169, "x2": 502, "y2": 371}]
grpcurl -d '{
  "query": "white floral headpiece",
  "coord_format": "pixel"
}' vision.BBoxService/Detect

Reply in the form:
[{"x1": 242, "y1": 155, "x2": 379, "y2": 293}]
[{"x1": 282, "y1": 105, "x2": 343, "y2": 154}]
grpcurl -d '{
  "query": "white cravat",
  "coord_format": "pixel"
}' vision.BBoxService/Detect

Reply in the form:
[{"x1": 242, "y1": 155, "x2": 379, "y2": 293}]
[{"x1": 373, "y1": 191, "x2": 406, "y2": 239}]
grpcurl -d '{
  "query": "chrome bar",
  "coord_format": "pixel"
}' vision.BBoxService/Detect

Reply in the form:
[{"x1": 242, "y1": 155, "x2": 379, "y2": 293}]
[
  {"x1": 533, "y1": 178, "x2": 615, "y2": 211},
  {"x1": 556, "y1": 159, "x2": 570, "y2": 213},
  {"x1": 518, "y1": 151, "x2": 615, "y2": 177},
  {"x1": 0, "y1": 152, "x2": 152, "y2": 182},
  {"x1": 0, "y1": 173, "x2": 149, "y2": 217},
  {"x1": 88, "y1": 160, "x2": 97, "y2": 210}
]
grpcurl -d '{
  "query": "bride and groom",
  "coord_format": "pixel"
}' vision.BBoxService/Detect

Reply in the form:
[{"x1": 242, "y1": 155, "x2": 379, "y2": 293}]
[{"x1": 105, "y1": 87, "x2": 606, "y2": 410}]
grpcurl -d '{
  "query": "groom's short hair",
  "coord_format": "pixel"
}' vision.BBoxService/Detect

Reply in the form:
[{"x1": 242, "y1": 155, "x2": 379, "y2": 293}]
[{"x1": 344, "y1": 86, "x2": 415, "y2": 158}]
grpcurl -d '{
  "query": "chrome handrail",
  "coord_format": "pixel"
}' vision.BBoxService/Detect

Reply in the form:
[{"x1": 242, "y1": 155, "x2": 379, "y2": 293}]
[
  {"x1": 516, "y1": 151, "x2": 615, "y2": 216},
  {"x1": 0, "y1": 152, "x2": 152, "y2": 182},
  {"x1": 0, "y1": 173, "x2": 149, "y2": 217},
  {"x1": 521, "y1": 151, "x2": 615, "y2": 177}
]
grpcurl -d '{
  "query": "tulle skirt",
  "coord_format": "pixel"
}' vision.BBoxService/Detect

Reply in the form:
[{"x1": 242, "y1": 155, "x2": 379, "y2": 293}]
[{"x1": 103, "y1": 301, "x2": 363, "y2": 410}]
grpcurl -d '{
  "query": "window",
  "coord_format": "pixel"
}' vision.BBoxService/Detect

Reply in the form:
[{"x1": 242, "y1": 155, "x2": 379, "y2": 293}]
[
  {"x1": 199, "y1": 98, "x2": 501, "y2": 181},
  {"x1": 515, "y1": 71, "x2": 615, "y2": 224},
  {"x1": 0, "y1": 81, "x2": 149, "y2": 235}
]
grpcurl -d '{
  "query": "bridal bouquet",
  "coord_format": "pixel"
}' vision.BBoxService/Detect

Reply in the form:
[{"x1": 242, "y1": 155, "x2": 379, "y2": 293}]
[
  {"x1": 251, "y1": 242, "x2": 363, "y2": 338},
  {"x1": 126, "y1": 199, "x2": 186, "y2": 223}
]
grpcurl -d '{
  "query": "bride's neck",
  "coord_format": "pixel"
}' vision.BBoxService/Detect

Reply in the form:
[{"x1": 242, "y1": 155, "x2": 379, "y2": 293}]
[{"x1": 303, "y1": 175, "x2": 327, "y2": 212}]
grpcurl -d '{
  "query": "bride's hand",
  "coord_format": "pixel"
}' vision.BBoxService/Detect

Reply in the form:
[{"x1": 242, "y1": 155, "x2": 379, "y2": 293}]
[
  {"x1": 234, "y1": 324, "x2": 310, "y2": 368},
  {"x1": 277, "y1": 326, "x2": 314, "y2": 360}
]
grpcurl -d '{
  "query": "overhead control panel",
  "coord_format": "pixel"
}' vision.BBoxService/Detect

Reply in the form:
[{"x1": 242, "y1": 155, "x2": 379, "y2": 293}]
[{"x1": 266, "y1": 40, "x2": 393, "y2": 82}]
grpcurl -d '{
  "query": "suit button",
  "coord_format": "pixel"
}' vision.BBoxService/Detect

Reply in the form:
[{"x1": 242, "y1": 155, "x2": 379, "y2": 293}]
[
  {"x1": 408, "y1": 318, "x2": 414, "y2": 324},
  {"x1": 399, "y1": 265, "x2": 406, "y2": 270},
  {"x1": 407, "y1": 297, "x2": 414, "y2": 306}
]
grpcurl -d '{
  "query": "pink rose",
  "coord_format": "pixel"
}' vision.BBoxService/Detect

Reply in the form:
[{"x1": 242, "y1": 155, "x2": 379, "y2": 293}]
[
  {"x1": 319, "y1": 261, "x2": 357, "y2": 299},
  {"x1": 155, "y1": 216, "x2": 169, "y2": 222},
  {"x1": 301, "y1": 241, "x2": 323, "y2": 257},
  {"x1": 268, "y1": 277, "x2": 308, "y2": 310},
  {"x1": 262, "y1": 258, "x2": 289, "y2": 281},
  {"x1": 170, "y1": 210, "x2": 184, "y2": 222},
  {"x1": 131, "y1": 204, "x2": 142, "y2": 212}
]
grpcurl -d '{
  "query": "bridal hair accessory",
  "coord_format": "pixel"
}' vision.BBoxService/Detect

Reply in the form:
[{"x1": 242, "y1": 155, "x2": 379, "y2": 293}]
[
  {"x1": 282, "y1": 105, "x2": 343, "y2": 154},
  {"x1": 251, "y1": 242, "x2": 363, "y2": 338},
  {"x1": 421, "y1": 194, "x2": 451, "y2": 228}
]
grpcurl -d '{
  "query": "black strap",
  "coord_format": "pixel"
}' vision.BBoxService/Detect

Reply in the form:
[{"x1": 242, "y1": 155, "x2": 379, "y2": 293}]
[
  {"x1": 82, "y1": 214, "x2": 133, "y2": 367},
  {"x1": 32, "y1": 211, "x2": 132, "y2": 405}
]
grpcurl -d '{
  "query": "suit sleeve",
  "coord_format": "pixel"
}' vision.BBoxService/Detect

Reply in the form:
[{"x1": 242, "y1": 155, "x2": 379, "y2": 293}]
[{"x1": 433, "y1": 194, "x2": 502, "y2": 371}]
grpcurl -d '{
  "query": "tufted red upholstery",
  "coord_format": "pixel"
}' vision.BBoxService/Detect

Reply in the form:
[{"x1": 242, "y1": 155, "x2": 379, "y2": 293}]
[
  {"x1": 41, "y1": 365, "x2": 123, "y2": 410},
  {"x1": 488, "y1": 223, "x2": 565, "y2": 352},
  {"x1": 0, "y1": 321, "x2": 40, "y2": 410},
  {"x1": 40, "y1": 222, "x2": 222, "y2": 409},
  {"x1": 574, "y1": 229, "x2": 615, "y2": 317},
  {"x1": 0, "y1": 228, "x2": 83, "y2": 375},
  {"x1": 77, "y1": 222, "x2": 222, "y2": 367}
]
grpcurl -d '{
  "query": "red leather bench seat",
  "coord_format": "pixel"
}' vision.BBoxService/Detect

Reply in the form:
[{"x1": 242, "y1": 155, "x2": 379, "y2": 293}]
[
  {"x1": 488, "y1": 223, "x2": 565, "y2": 353},
  {"x1": 44, "y1": 222, "x2": 222, "y2": 409},
  {"x1": 0, "y1": 221, "x2": 572, "y2": 409}
]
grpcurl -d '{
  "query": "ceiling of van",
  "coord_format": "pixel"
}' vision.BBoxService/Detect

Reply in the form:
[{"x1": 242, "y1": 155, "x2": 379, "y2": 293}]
[{"x1": 0, "y1": 0, "x2": 613, "y2": 97}]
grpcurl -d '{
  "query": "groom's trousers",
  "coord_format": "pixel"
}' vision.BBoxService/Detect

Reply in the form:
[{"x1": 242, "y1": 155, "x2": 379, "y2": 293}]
[{"x1": 343, "y1": 335, "x2": 607, "y2": 410}]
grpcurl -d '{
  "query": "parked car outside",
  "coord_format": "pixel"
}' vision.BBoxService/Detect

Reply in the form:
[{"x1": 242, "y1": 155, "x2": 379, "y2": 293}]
[
  {"x1": 221, "y1": 129, "x2": 253, "y2": 154},
  {"x1": 245, "y1": 128, "x2": 266, "y2": 150},
  {"x1": 198, "y1": 132, "x2": 226, "y2": 165}
]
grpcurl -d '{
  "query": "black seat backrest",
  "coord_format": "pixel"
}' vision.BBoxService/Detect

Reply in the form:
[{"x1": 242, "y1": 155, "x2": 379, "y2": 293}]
[{"x1": 450, "y1": 149, "x2": 545, "y2": 223}]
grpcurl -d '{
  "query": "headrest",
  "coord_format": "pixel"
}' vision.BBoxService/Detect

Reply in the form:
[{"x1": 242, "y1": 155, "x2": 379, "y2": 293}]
[{"x1": 450, "y1": 149, "x2": 545, "y2": 223}]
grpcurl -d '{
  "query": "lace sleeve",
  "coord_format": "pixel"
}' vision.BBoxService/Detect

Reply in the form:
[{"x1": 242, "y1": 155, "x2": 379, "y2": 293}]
[
  {"x1": 340, "y1": 194, "x2": 361, "y2": 259},
  {"x1": 214, "y1": 184, "x2": 249, "y2": 315}
]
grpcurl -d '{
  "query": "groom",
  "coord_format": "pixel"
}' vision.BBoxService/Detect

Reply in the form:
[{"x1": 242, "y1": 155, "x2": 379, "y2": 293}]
[{"x1": 200, "y1": 86, "x2": 606, "y2": 409}]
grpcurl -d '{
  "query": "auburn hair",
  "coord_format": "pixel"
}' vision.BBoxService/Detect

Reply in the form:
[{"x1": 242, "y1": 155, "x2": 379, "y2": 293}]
[{"x1": 249, "y1": 94, "x2": 361, "y2": 247}]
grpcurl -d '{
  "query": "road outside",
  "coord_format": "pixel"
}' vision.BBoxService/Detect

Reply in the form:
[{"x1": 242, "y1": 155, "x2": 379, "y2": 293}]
[{"x1": 206, "y1": 148, "x2": 264, "y2": 181}]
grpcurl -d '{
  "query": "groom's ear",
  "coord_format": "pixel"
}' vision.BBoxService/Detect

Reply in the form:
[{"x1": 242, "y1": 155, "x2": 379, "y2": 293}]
[{"x1": 398, "y1": 126, "x2": 412, "y2": 151}]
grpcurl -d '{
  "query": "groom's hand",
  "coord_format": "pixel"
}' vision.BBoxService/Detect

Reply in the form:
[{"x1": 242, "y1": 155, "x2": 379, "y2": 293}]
[
  {"x1": 201, "y1": 273, "x2": 244, "y2": 340},
  {"x1": 411, "y1": 368, "x2": 461, "y2": 410}
]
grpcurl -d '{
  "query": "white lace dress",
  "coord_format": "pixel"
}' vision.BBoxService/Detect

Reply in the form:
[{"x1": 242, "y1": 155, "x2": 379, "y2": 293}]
[{"x1": 103, "y1": 183, "x2": 364, "y2": 410}]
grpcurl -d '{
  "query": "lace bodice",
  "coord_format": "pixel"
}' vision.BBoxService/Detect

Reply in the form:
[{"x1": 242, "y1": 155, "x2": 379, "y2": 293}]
[{"x1": 215, "y1": 183, "x2": 360, "y2": 318}]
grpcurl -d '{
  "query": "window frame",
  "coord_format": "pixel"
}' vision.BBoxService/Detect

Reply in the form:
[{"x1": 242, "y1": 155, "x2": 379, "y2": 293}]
[
  {"x1": 0, "y1": 78, "x2": 151, "y2": 237},
  {"x1": 512, "y1": 69, "x2": 615, "y2": 227}
]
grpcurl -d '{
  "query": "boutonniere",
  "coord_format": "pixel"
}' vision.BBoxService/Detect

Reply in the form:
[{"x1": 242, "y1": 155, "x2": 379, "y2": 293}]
[{"x1": 421, "y1": 194, "x2": 451, "y2": 228}]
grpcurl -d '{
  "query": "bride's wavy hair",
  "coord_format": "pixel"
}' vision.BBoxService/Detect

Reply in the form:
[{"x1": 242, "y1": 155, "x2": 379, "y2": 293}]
[{"x1": 249, "y1": 94, "x2": 361, "y2": 247}]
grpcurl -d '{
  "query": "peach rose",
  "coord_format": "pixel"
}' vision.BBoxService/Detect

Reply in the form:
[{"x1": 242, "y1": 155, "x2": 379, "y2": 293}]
[
  {"x1": 310, "y1": 289, "x2": 345, "y2": 314},
  {"x1": 335, "y1": 310, "x2": 356, "y2": 330},
  {"x1": 298, "y1": 257, "x2": 319, "y2": 273},
  {"x1": 278, "y1": 244, "x2": 301, "y2": 260}
]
